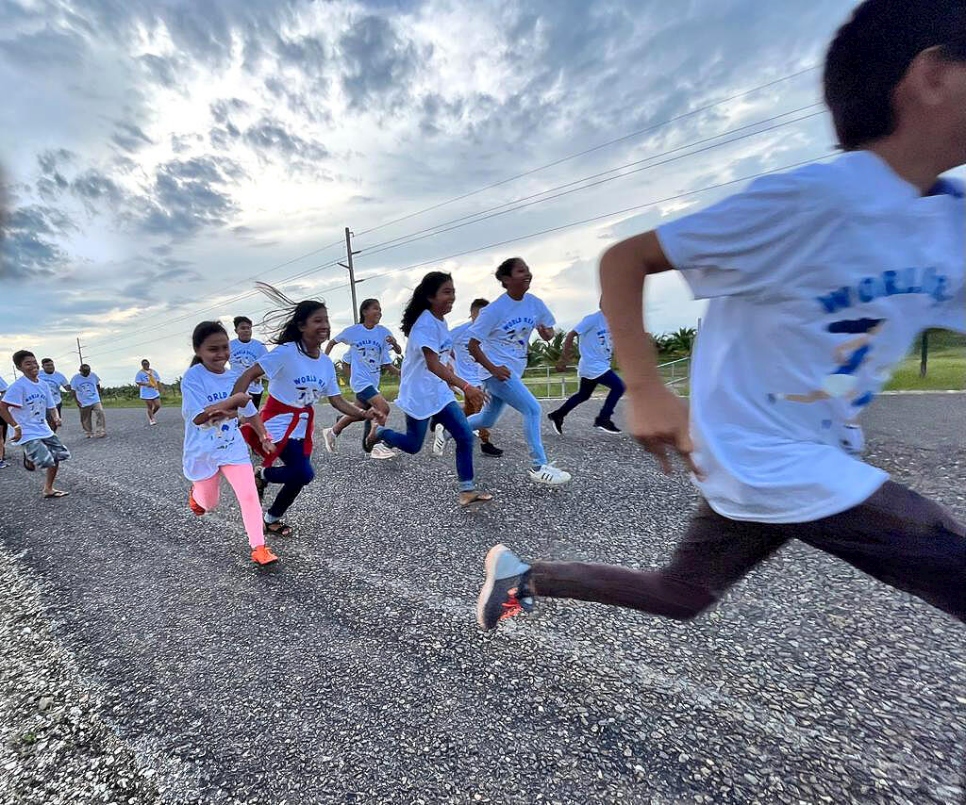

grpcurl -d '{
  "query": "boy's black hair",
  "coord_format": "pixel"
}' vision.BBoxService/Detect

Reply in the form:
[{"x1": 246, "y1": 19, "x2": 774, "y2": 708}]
[
  {"x1": 80, "y1": 364, "x2": 90, "y2": 371},
  {"x1": 12, "y1": 350, "x2": 34, "y2": 369},
  {"x1": 233, "y1": 315, "x2": 253, "y2": 328},
  {"x1": 41, "y1": 357, "x2": 53, "y2": 364},
  {"x1": 825, "y1": 0, "x2": 966, "y2": 150},
  {"x1": 470, "y1": 298, "x2": 489, "y2": 311}
]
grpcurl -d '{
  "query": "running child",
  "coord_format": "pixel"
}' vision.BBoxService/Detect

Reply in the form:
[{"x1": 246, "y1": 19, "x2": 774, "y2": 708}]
[
  {"x1": 0, "y1": 351, "x2": 70, "y2": 498},
  {"x1": 39, "y1": 358, "x2": 70, "y2": 431},
  {"x1": 232, "y1": 285, "x2": 383, "y2": 537},
  {"x1": 182, "y1": 321, "x2": 279, "y2": 566},
  {"x1": 366, "y1": 272, "x2": 494, "y2": 506},
  {"x1": 322, "y1": 298, "x2": 401, "y2": 460},
  {"x1": 548, "y1": 303, "x2": 624, "y2": 435},
  {"x1": 0, "y1": 375, "x2": 8, "y2": 469},
  {"x1": 466, "y1": 258, "x2": 572, "y2": 485},
  {"x1": 135, "y1": 359, "x2": 162, "y2": 425},
  {"x1": 437, "y1": 298, "x2": 503, "y2": 458},
  {"x1": 477, "y1": 0, "x2": 965, "y2": 630},
  {"x1": 68, "y1": 364, "x2": 106, "y2": 438},
  {"x1": 229, "y1": 315, "x2": 269, "y2": 409}
]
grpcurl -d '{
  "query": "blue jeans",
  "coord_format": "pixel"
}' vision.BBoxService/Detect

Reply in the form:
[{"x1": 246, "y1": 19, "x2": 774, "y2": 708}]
[
  {"x1": 467, "y1": 376, "x2": 547, "y2": 468},
  {"x1": 555, "y1": 369, "x2": 625, "y2": 421},
  {"x1": 378, "y1": 402, "x2": 476, "y2": 492},
  {"x1": 263, "y1": 438, "x2": 315, "y2": 518}
]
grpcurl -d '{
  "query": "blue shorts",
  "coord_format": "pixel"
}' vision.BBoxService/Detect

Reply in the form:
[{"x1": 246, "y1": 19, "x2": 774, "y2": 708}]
[{"x1": 355, "y1": 385, "x2": 380, "y2": 404}]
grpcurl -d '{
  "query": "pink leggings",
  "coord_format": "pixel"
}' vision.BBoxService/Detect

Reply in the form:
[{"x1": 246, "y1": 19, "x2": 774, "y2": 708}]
[{"x1": 191, "y1": 464, "x2": 264, "y2": 549}]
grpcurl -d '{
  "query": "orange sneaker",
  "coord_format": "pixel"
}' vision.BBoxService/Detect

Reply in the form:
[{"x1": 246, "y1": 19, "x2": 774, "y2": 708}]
[
  {"x1": 188, "y1": 490, "x2": 205, "y2": 516},
  {"x1": 251, "y1": 545, "x2": 278, "y2": 565}
]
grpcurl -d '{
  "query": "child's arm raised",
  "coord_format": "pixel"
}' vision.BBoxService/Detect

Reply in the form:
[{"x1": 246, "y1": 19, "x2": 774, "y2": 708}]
[{"x1": 599, "y1": 231, "x2": 698, "y2": 476}]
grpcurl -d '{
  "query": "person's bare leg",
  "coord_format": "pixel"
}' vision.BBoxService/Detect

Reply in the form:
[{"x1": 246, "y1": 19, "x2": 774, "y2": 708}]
[{"x1": 42, "y1": 464, "x2": 61, "y2": 496}]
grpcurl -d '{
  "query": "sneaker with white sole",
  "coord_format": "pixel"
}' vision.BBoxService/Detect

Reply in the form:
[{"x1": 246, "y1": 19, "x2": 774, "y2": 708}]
[
  {"x1": 528, "y1": 462, "x2": 572, "y2": 486},
  {"x1": 594, "y1": 418, "x2": 621, "y2": 434},
  {"x1": 322, "y1": 427, "x2": 338, "y2": 453},
  {"x1": 432, "y1": 423, "x2": 447, "y2": 456},
  {"x1": 477, "y1": 544, "x2": 535, "y2": 630},
  {"x1": 370, "y1": 443, "x2": 397, "y2": 460}
]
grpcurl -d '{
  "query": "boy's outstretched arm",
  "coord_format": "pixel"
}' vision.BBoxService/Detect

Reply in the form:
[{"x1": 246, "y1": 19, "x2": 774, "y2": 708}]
[{"x1": 599, "y1": 231, "x2": 699, "y2": 477}]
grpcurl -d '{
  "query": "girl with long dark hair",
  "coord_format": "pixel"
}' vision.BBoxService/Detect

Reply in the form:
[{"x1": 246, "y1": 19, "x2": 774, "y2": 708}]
[
  {"x1": 366, "y1": 272, "x2": 493, "y2": 506},
  {"x1": 182, "y1": 321, "x2": 278, "y2": 565},
  {"x1": 232, "y1": 284, "x2": 383, "y2": 536},
  {"x1": 322, "y1": 298, "x2": 401, "y2": 460}
]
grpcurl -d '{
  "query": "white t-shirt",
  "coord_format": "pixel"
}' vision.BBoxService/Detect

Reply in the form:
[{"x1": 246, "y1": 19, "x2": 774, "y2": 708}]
[
  {"x1": 468, "y1": 293, "x2": 555, "y2": 380},
  {"x1": 38, "y1": 370, "x2": 69, "y2": 405},
  {"x1": 2, "y1": 376, "x2": 55, "y2": 444},
  {"x1": 229, "y1": 338, "x2": 269, "y2": 395},
  {"x1": 574, "y1": 311, "x2": 613, "y2": 379},
  {"x1": 450, "y1": 321, "x2": 480, "y2": 386},
  {"x1": 70, "y1": 373, "x2": 101, "y2": 406},
  {"x1": 180, "y1": 363, "x2": 258, "y2": 482},
  {"x1": 656, "y1": 150, "x2": 965, "y2": 523},
  {"x1": 396, "y1": 310, "x2": 457, "y2": 420},
  {"x1": 333, "y1": 323, "x2": 394, "y2": 394},
  {"x1": 258, "y1": 341, "x2": 340, "y2": 441},
  {"x1": 136, "y1": 369, "x2": 161, "y2": 399}
]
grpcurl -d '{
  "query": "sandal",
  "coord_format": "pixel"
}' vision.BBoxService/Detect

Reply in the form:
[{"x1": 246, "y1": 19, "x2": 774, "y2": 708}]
[
  {"x1": 264, "y1": 521, "x2": 293, "y2": 537},
  {"x1": 42, "y1": 490, "x2": 69, "y2": 499},
  {"x1": 459, "y1": 490, "x2": 494, "y2": 507},
  {"x1": 23, "y1": 452, "x2": 35, "y2": 472}
]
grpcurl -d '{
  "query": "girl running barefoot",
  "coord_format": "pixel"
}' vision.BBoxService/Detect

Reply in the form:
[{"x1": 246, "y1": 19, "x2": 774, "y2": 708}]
[
  {"x1": 232, "y1": 284, "x2": 383, "y2": 537},
  {"x1": 322, "y1": 298, "x2": 401, "y2": 460},
  {"x1": 182, "y1": 321, "x2": 279, "y2": 566},
  {"x1": 366, "y1": 272, "x2": 493, "y2": 507},
  {"x1": 135, "y1": 359, "x2": 162, "y2": 425},
  {"x1": 466, "y1": 258, "x2": 572, "y2": 485}
]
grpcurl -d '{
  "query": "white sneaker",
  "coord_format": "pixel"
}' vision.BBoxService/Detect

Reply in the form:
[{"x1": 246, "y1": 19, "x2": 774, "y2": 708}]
[
  {"x1": 370, "y1": 443, "x2": 397, "y2": 460},
  {"x1": 528, "y1": 462, "x2": 572, "y2": 486},
  {"x1": 322, "y1": 427, "x2": 338, "y2": 453},
  {"x1": 432, "y1": 423, "x2": 447, "y2": 456}
]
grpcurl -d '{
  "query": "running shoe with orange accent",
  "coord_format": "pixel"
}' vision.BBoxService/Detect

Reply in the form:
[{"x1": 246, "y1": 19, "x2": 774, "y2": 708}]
[
  {"x1": 477, "y1": 544, "x2": 534, "y2": 630},
  {"x1": 251, "y1": 545, "x2": 279, "y2": 565},
  {"x1": 188, "y1": 490, "x2": 206, "y2": 516}
]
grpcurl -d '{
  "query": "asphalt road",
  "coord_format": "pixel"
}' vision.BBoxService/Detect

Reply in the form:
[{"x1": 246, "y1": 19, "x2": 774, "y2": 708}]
[{"x1": 0, "y1": 394, "x2": 964, "y2": 804}]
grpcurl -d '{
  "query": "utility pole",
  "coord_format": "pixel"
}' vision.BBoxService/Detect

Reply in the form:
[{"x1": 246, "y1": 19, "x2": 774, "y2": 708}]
[
  {"x1": 338, "y1": 227, "x2": 361, "y2": 323},
  {"x1": 76, "y1": 337, "x2": 86, "y2": 367}
]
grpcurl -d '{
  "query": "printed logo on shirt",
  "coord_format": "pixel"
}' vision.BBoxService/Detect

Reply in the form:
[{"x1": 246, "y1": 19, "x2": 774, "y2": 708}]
[
  {"x1": 500, "y1": 316, "x2": 536, "y2": 355},
  {"x1": 816, "y1": 266, "x2": 951, "y2": 315}
]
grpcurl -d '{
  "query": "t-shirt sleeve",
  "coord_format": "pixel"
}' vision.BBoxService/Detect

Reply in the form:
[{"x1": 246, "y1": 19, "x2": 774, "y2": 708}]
[
  {"x1": 321, "y1": 358, "x2": 341, "y2": 397},
  {"x1": 656, "y1": 169, "x2": 815, "y2": 300},
  {"x1": 239, "y1": 400, "x2": 258, "y2": 418},
  {"x1": 91, "y1": 374, "x2": 100, "y2": 386},
  {"x1": 180, "y1": 371, "x2": 208, "y2": 421},
  {"x1": 256, "y1": 345, "x2": 287, "y2": 381},
  {"x1": 333, "y1": 327, "x2": 352, "y2": 345},
  {"x1": 3, "y1": 382, "x2": 24, "y2": 408},
  {"x1": 468, "y1": 302, "x2": 500, "y2": 343},
  {"x1": 574, "y1": 314, "x2": 595, "y2": 336},
  {"x1": 256, "y1": 342, "x2": 269, "y2": 359},
  {"x1": 409, "y1": 317, "x2": 441, "y2": 355},
  {"x1": 535, "y1": 298, "x2": 555, "y2": 328}
]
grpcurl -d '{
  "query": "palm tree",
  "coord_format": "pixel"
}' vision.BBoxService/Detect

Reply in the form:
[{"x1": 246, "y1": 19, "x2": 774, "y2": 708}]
[{"x1": 665, "y1": 327, "x2": 697, "y2": 356}]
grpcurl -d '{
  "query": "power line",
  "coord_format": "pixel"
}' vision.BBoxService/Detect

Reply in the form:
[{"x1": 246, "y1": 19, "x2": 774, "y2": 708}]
[
  {"x1": 355, "y1": 105, "x2": 825, "y2": 260},
  {"x1": 354, "y1": 65, "x2": 820, "y2": 238}
]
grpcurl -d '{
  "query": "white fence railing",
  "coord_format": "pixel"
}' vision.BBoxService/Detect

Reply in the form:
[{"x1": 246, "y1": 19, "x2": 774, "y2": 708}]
[{"x1": 524, "y1": 357, "x2": 691, "y2": 400}]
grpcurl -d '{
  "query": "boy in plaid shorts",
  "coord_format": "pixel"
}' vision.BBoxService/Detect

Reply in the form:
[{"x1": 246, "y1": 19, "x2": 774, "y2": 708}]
[{"x1": 0, "y1": 350, "x2": 71, "y2": 498}]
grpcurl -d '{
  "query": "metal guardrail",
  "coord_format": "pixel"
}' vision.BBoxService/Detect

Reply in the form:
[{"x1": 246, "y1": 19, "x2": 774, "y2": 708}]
[{"x1": 524, "y1": 357, "x2": 691, "y2": 400}]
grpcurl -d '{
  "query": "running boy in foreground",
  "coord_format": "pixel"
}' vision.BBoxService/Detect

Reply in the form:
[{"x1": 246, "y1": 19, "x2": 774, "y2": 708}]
[{"x1": 479, "y1": 0, "x2": 966, "y2": 630}]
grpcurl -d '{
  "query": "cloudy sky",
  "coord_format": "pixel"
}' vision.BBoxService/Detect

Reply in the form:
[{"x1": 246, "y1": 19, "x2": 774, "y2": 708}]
[{"x1": 2, "y1": 0, "x2": 862, "y2": 385}]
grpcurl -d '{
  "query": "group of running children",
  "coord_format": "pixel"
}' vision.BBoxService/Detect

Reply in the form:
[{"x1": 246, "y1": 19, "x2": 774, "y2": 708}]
[{"x1": 2, "y1": 0, "x2": 964, "y2": 637}]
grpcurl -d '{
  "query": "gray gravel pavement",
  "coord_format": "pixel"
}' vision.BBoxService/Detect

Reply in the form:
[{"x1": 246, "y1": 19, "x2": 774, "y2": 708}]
[{"x1": 0, "y1": 395, "x2": 963, "y2": 804}]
